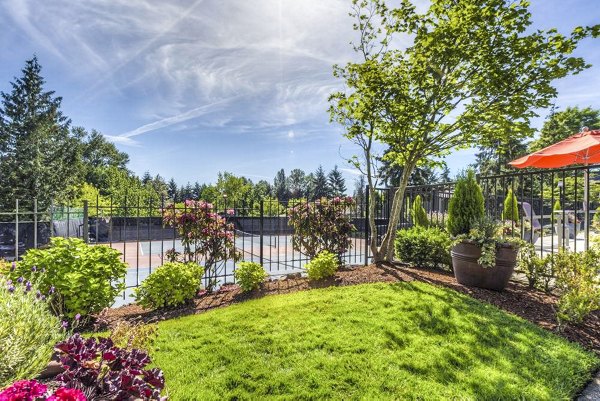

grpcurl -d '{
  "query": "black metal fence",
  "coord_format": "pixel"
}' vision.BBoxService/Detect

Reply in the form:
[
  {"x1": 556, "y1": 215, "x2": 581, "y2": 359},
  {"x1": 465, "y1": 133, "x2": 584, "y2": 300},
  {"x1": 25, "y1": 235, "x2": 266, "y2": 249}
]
[{"x1": 373, "y1": 165, "x2": 600, "y2": 256}]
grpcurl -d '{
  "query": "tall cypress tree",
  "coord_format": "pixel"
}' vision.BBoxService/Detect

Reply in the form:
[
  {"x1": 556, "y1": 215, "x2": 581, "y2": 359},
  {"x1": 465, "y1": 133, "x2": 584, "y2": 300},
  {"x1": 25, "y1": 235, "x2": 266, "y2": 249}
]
[{"x1": 0, "y1": 57, "x2": 82, "y2": 209}]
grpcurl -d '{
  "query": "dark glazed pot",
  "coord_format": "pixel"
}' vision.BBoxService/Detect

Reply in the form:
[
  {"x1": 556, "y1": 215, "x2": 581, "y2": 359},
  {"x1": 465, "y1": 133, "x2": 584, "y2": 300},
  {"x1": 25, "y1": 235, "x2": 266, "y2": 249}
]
[{"x1": 451, "y1": 240, "x2": 518, "y2": 291}]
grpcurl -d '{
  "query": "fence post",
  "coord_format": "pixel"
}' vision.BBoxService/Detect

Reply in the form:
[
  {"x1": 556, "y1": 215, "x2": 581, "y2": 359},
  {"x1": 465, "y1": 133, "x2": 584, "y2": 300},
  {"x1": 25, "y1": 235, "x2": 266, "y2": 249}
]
[
  {"x1": 49, "y1": 201, "x2": 54, "y2": 237},
  {"x1": 15, "y1": 199, "x2": 19, "y2": 260},
  {"x1": 259, "y1": 200, "x2": 264, "y2": 266},
  {"x1": 83, "y1": 200, "x2": 89, "y2": 243},
  {"x1": 364, "y1": 185, "x2": 370, "y2": 266},
  {"x1": 33, "y1": 198, "x2": 38, "y2": 248}
]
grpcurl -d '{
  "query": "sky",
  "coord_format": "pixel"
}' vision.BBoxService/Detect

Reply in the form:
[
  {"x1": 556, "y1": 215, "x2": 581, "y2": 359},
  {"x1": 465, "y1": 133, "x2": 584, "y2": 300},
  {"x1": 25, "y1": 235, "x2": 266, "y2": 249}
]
[{"x1": 0, "y1": 0, "x2": 599, "y2": 187}]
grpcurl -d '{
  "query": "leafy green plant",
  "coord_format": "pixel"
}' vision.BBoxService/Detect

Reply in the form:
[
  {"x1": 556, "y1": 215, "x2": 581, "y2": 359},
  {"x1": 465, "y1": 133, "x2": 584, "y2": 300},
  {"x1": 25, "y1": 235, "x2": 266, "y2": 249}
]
[
  {"x1": 553, "y1": 249, "x2": 600, "y2": 327},
  {"x1": 288, "y1": 197, "x2": 356, "y2": 259},
  {"x1": 108, "y1": 321, "x2": 158, "y2": 353},
  {"x1": 518, "y1": 244, "x2": 548, "y2": 289},
  {"x1": 13, "y1": 237, "x2": 127, "y2": 320},
  {"x1": 410, "y1": 195, "x2": 429, "y2": 227},
  {"x1": 135, "y1": 262, "x2": 204, "y2": 309},
  {"x1": 553, "y1": 200, "x2": 562, "y2": 212},
  {"x1": 395, "y1": 227, "x2": 451, "y2": 269},
  {"x1": 502, "y1": 188, "x2": 519, "y2": 222},
  {"x1": 305, "y1": 251, "x2": 339, "y2": 280},
  {"x1": 0, "y1": 278, "x2": 64, "y2": 387},
  {"x1": 234, "y1": 262, "x2": 267, "y2": 292},
  {"x1": 447, "y1": 170, "x2": 484, "y2": 236}
]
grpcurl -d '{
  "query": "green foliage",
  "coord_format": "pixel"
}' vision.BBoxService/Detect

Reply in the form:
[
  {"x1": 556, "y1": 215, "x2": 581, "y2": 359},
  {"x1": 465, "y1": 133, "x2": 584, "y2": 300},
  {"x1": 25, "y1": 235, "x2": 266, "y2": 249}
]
[
  {"x1": 530, "y1": 106, "x2": 600, "y2": 152},
  {"x1": 13, "y1": 237, "x2": 127, "y2": 319},
  {"x1": 410, "y1": 195, "x2": 429, "y2": 227},
  {"x1": 553, "y1": 249, "x2": 600, "y2": 327},
  {"x1": 329, "y1": 0, "x2": 597, "y2": 262},
  {"x1": 328, "y1": 165, "x2": 347, "y2": 196},
  {"x1": 135, "y1": 262, "x2": 204, "y2": 309},
  {"x1": 305, "y1": 251, "x2": 339, "y2": 280},
  {"x1": 395, "y1": 226, "x2": 451, "y2": 269},
  {"x1": 312, "y1": 166, "x2": 330, "y2": 199},
  {"x1": 502, "y1": 189, "x2": 519, "y2": 222},
  {"x1": 0, "y1": 279, "x2": 64, "y2": 387},
  {"x1": 447, "y1": 170, "x2": 484, "y2": 236},
  {"x1": 517, "y1": 244, "x2": 553, "y2": 291},
  {"x1": 153, "y1": 282, "x2": 599, "y2": 400},
  {"x1": 108, "y1": 321, "x2": 158, "y2": 352},
  {"x1": 234, "y1": 262, "x2": 268, "y2": 292},
  {"x1": 288, "y1": 197, "x2": 356, "y2": 259},
  {"x1": 553, "y1": 200, "x2": 562, "y2": 212}
]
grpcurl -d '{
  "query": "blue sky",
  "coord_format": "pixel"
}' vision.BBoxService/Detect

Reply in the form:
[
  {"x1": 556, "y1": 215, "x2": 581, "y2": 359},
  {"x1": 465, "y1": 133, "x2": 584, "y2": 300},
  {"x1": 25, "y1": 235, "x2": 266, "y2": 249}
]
[{"x1": 0, "y1": 0, "x2": 599, "y2": 187}]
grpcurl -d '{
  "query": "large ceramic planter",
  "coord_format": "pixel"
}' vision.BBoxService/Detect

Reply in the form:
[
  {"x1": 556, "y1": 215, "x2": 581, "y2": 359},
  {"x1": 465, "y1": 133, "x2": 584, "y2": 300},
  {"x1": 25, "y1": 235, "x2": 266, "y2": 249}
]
[{"x1": 451, "y1": 240, "x2": 518, "y2": 291}]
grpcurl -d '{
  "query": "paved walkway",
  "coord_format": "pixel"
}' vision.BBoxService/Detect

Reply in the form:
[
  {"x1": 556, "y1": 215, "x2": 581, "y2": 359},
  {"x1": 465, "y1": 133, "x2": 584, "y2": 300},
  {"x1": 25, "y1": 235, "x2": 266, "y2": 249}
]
[{"x1": 579, "y1": 372, "x2": 600, "y2": 400}]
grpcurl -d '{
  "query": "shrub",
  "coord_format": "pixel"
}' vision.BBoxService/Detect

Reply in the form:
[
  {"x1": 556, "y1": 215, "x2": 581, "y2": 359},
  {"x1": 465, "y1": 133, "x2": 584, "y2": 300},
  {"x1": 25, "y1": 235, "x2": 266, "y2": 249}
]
[
  {"x1": 553, "y1": 200, "x2": 562, "y2": 212},
  {"x1": 109, "y1": 321, "x2": 158, "y2": 352},
  {"x1": 447, "y1": 170, "x2": 484, "y2": 236},
  {"x1": 305, "y1": 251, "x2": 339, "y2": 280},
  {"x1": 55, "y1": 333, "x2": 165, "y2": 400},
  {"x1": 288, "y1": 197, "x2": 356, "y2": 259},
  {"x1": 12, "y1": 237, "x2": 127, "y2": 320},
  {"x1": 517, "y1": 244, "x2": 549, "y2": 290},
  {"x1": 135, "y1": 262, "x2": 204, "y2": 309},
  {"x1": 0, "y1": 278, "x2": 64, "y2": 387},
  {"x1": 502, "y1": 188, "x2": 519, "y2": 222},
  {"x1": 234, "y1": 261, "x2": 267, "y2": 292},
  {"x1": 410, "y1": 195, "x2": 429, "y2": 227},
  {"x1": 395, "y1": 227, "x2": 451, "y2": 269},
  {"x1": 163, "y1": 200, "x2": 240, "y2": 290},
  {"x1": 553, "y1": 249, "x2": 600, "y2": 326}
]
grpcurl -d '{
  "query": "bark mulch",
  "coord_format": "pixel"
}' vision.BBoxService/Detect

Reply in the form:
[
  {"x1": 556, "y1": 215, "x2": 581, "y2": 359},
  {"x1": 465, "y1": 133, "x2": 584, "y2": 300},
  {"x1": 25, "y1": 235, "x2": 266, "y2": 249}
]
[{"x1": 98, "y1": 263, "x2": 600, "y2": 355}]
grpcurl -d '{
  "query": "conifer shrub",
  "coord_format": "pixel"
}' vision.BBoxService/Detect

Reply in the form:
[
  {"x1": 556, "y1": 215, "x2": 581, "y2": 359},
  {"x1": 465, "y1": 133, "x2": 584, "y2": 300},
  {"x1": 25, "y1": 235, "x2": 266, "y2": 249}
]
[
  {"x1": 502, "y1": 188, "x2": 519, "y2": 222},
  {"x1": 447, "y1": 170, "x2": 485, "y2": 236},
  {"x1": 410, "y1": 195, "x2": 429, "y2": 227}
]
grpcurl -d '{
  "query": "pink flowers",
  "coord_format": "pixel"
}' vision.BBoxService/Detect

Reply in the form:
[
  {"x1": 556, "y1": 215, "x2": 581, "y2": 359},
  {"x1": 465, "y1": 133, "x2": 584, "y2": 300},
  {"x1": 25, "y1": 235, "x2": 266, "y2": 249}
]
[{"x1": 0, "y1": 381, "x2": 86, "y2": 401}]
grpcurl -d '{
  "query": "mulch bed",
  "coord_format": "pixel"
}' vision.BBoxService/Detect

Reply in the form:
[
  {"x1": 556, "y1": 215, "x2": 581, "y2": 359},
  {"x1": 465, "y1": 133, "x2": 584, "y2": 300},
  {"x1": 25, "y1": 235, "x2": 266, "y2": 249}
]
[{"x1": 98, "y1": 263, "x2": 600, "y2": 355}]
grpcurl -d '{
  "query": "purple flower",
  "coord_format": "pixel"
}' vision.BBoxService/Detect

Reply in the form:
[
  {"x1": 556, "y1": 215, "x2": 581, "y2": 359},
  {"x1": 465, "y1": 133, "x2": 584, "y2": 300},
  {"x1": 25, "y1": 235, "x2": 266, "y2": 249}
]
[
  {"x1": 36, "y1": 290, "x2": 42, "y2": 299},
  {"x1": 31, "y1": 266, "x2": 37, "y2": 272},
  {"x1": 62, "y1": 321, "x2": 69, "y2": 329},
  {"x1": 49, "y1": 286, "x2": 56, "y2": 294},
  {"x1": 10, "y1": 262, "x2": 15, "y2": 271},
  {"x1": 17, "y1": 276, "x2": 24, "y2": 283},
  {"x1": 6, "y1": 279, "x2": 12, "y2": 285},
  {"x1": 25, "y1": 281, "x2": 32, "y2": 292},
  {"x1": 75, "y1": 314, "x2": 81, "y2": 321},
  {"x1": 7, "y1": 285, "x2": 15, "y2": 293}
]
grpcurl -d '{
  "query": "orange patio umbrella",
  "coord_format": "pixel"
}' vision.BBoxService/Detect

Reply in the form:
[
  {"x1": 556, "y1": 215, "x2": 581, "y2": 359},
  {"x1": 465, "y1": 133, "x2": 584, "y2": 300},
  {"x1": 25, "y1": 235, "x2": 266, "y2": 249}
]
[{"x1": 509, "y1": 127, "x2": 600, "y2": 246}]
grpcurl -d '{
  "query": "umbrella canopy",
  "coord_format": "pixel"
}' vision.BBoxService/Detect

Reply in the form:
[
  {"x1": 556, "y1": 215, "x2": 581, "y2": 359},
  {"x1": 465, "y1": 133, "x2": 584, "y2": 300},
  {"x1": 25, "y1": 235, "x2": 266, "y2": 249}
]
[{"x1": 509, "y1": 128, "x2": 600, "y2": 169}]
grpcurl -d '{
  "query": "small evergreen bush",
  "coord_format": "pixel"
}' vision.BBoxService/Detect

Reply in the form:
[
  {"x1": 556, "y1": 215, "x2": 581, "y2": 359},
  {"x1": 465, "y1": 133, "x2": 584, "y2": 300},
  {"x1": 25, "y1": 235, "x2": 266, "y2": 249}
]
[
  {"x1": 234, "y1": 262, "x2": 267, "y2": 292},
  {"x1": 305, "y1": 251, "x2": 339, "y2": 280},
  {"x1": 135, "y1": 262, "x2": 204, "y2": 309},
  {"x1": 502, "y1": 188, "x2": 519, "y2": 222},
  {"x1": 410, "y1": 195, "x2": 429, "y2": 227},
  {"x1": 0, "y1": 279, "x2": 64, "y2": 387},
  {"x1": 13, "y1": 237, "x2": 127, "y2": 320},
  {"x1": 447, "y1": 170, "x2": 485, "y2": 236},
  {"x1": 395, "y1": 227, "x2": 451, "y2": 269}
]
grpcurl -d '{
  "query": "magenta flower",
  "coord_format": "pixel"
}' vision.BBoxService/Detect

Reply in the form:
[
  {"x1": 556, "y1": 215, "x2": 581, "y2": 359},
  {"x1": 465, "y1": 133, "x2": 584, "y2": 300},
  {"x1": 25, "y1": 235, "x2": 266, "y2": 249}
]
[
  {"x1": 0, "y1": 380, "x2": 48, "y2": 401},
  {"x1": 47, "y1": 387, "x2": 86, "y2": 401}
]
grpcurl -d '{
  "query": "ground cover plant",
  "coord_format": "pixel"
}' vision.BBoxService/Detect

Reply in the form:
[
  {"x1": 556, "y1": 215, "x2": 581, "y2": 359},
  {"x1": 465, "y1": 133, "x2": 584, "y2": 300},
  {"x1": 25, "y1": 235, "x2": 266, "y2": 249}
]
[{"x1": 151, "y1": 282, "x2": 598, "y2": 400}]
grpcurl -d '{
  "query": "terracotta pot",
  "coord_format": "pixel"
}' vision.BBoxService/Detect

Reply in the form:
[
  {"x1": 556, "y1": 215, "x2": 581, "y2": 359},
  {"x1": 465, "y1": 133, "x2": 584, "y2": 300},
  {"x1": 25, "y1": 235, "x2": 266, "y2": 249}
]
[{"x1": 451, "y1": 240, "x2": 517, "y2": 291}]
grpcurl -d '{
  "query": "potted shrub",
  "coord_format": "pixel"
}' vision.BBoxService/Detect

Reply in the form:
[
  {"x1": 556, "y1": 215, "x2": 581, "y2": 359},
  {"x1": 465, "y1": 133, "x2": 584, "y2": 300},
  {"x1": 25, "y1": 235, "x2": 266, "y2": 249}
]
[{"x1": 447, "y1": 170, "x2": 519, "y2": 291}]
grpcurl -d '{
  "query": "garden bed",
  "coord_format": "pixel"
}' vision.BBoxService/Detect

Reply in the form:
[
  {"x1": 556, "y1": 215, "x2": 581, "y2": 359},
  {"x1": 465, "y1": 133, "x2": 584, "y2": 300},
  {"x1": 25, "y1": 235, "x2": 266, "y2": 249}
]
[{"x1": 100, "y1": 263, "x2": 600, "y2": 355}]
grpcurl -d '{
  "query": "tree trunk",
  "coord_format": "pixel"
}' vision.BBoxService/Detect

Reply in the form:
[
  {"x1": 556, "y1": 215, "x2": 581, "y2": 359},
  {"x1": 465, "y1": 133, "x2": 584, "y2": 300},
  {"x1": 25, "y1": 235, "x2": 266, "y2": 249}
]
[{"x1": 372, "y1": 161, "x2": 416, "y2": 263}]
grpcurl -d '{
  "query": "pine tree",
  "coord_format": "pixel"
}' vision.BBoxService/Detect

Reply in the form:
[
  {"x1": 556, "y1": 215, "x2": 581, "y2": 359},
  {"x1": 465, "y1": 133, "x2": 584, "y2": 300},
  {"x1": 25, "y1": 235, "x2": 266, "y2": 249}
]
[
  {"x1": 328, "y1": 165, "x2": 347, "y2": 196},
  {"x1": 273, "y1": 169, "x2": 289, "y2": 201},
  {"x1": 447, "y1": 170, "x2": 485, "y2": 236},
  {"x1": 0, "y1": 57, "x2": 82, "y2": 209},
  {"x1": 141, "y1": 171, "x2": 152, "y2": 185},
  {"x1": 312, "y1": 166, "x2": 330, "y2": 199},
  {"x1": 167, "y1": 178, "x2": 178, "y2": 201}
]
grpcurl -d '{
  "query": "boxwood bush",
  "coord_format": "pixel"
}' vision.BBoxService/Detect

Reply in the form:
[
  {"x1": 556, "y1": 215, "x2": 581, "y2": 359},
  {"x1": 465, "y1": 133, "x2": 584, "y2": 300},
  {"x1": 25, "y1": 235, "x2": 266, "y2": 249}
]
[
  {"x1": 305, "y1": 251, "x2": 339, "y2": 280},
  {"x1": 12, "y1": 237, "x2": 127, "y2": 320},
  {"x1": 135, "y1": 262, "x2": 204, "y2": 309},
  {"x1": 395, "y1": 226, "x2": 452, "y2": 269},
  {"x1": 234, "y1": 262, "x2": 267, "y2": 292},
  {"x1": 0, "y1": 278, "x2": 64, "y2": 387}
]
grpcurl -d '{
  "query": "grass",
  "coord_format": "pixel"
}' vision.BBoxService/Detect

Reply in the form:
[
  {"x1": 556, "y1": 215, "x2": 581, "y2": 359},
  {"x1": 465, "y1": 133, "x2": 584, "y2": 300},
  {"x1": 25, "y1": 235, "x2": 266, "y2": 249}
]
[{"x1": 151, "y1": 282, "x2": 599, "y2": 400}]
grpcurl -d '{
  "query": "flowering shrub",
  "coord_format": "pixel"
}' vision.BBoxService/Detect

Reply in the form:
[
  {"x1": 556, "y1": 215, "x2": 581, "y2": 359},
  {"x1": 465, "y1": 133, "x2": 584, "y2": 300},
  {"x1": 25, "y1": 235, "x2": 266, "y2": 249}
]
[
  {"x1": 0, "y1": 381, "x2": 87, "y2": 401},
  {"x1": 233, "y1": 261, "x2": 267, "y2": 292},
  {"x1": 163, "y1": 200, "x2": 239, "y2": 290},
  {"x1": 305, "y1": 251, "x2": 339, "y2": 280},
  {"x1": 0, "y1": 278, "x2": 64, "y2": 388},
  {"x1": 11, "y1": 238, "x2": 127, "y2": 320},
  {"x1": 135, "y1": 262, "x2": 204, "y2": 309},
  {"x1": 288, "y1": 197, "x2": 356, "y2": 259},
  {"x1": 54, "y1": 334, "x2": 165, "y2": 400}
]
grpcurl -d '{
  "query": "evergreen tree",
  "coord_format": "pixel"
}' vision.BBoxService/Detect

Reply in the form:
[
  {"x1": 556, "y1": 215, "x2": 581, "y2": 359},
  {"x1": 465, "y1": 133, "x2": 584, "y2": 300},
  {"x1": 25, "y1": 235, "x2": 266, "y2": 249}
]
[
  {"x1": 0, "y1": 57, "x2": 82, "y2": 209},
  {"x1": 79, "y1": 128, "x2": 129, "y2": 188},
  {"x1": 312, "y1": 166, "x2": 330, "y2": 199},
  {"x1": 447, "y1": 170, "x2": 485, "y2": 236},
  {"x1": 193, "y1": 182, "x2": 204, "y2": 200},
  {"x1": 273, "y1": 169, "x2": 289, "y2": 201},
  {"x1": 141, "y1": 171, "x2": 152, "y2": 185},
  {"x1": 439, "y1": 166, "x2": 452, "y2": 183},
  {"x1": 287, "y1": 168, "x2": 307, "y2": 198},
  {"x1": 502, "y1": 189, "x2": 519, "y2": 222},
  {"x1": 328, "y1": 165, "x2": 347, "y2": 196},
  {"x1": 167, "y1": 178, "x2": 178, "y2": 201},
  {"x1": 411, "y1": 195, "x2": 429, "y2": 227},
  {"x1": 353, "y1": 175, "x2": 366, "y2": 215}
]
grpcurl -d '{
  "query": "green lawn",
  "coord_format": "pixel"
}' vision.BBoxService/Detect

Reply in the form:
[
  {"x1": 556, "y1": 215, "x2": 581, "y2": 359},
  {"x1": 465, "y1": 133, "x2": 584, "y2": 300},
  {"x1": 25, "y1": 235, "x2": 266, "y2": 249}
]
[{"x1": 152, "y1": 282, "x2": 598, "y2": 400}]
